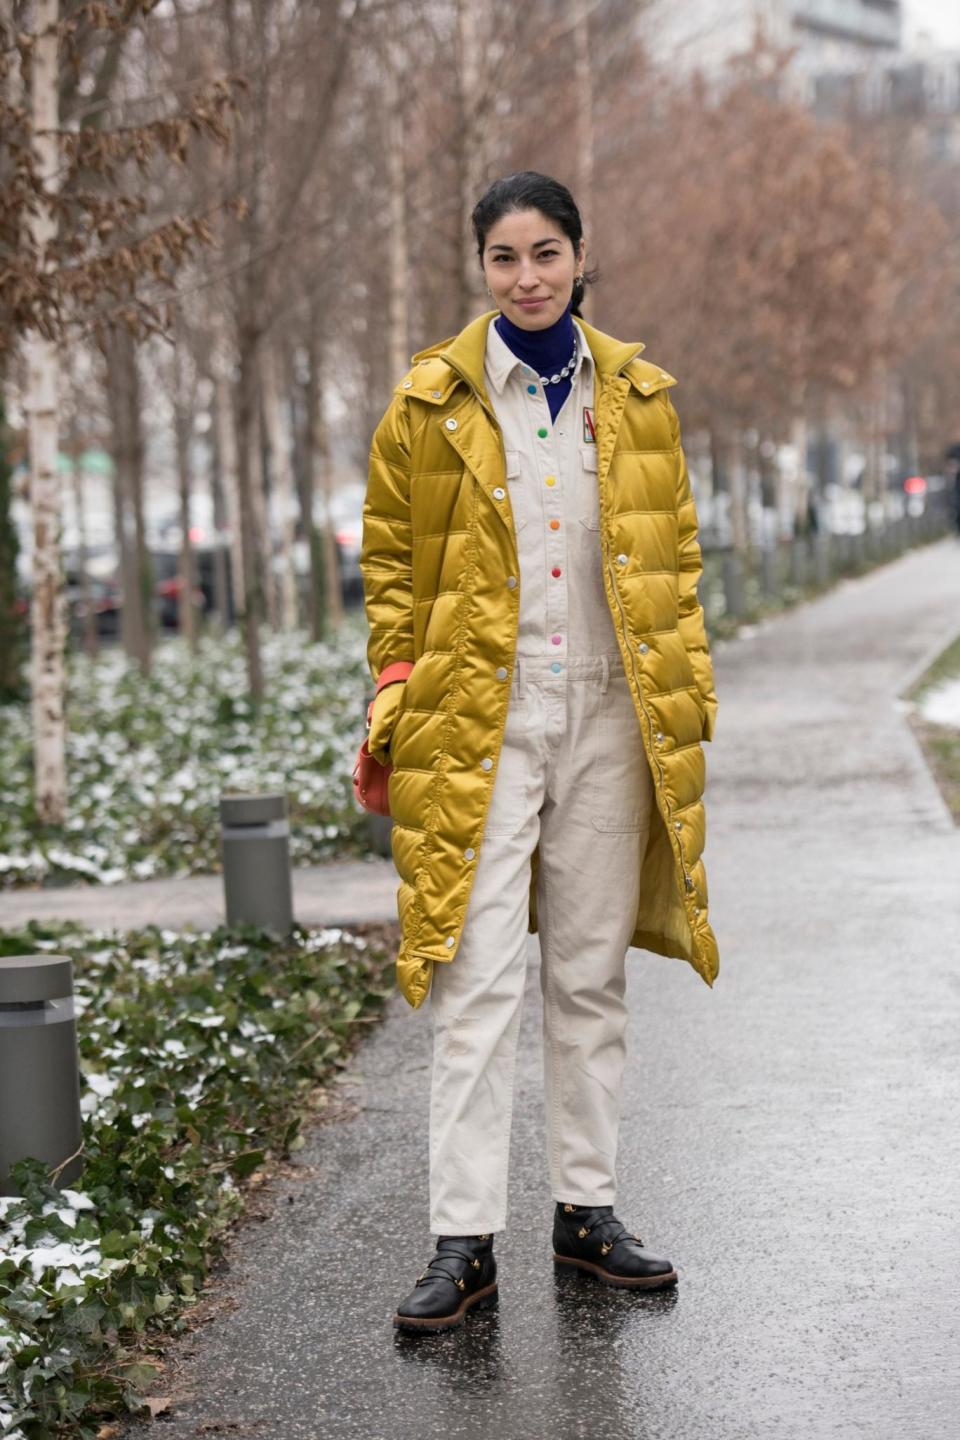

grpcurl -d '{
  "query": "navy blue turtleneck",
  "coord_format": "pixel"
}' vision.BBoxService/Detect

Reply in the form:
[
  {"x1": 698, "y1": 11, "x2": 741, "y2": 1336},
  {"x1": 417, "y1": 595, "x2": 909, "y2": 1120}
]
[{"x1": 494, "y1": 302, "x2": 578, "y2": 423}]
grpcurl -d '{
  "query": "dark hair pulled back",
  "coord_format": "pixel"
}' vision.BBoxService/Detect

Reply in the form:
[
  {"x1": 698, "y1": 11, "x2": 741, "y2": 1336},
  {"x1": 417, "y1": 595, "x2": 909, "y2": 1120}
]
[{"x1": 471, "y1": 170, "x2": 598, "y2": 318}]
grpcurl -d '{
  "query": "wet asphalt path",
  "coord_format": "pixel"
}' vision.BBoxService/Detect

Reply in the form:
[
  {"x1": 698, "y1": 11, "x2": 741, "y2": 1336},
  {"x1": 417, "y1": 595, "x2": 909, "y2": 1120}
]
[{"x1": 118, "y1": 540, "x2": 960, "y2": 1440}]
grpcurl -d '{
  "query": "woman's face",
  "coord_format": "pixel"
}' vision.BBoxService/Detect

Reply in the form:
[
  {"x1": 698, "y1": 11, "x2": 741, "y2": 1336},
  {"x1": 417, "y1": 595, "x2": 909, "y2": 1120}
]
[{"x1": 481, "y1": 208, "x2": 585, "y2": 331}]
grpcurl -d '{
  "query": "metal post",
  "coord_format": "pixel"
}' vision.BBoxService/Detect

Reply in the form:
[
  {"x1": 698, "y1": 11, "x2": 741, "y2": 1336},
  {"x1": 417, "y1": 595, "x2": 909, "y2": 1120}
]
[
  {"x1": 219, "y1": 793, "x2": 294, "y2": 936},
  {"x1": 0, "y1": 956, "x2": 83, "y2": 1196},
  {"x1": 721, "y1": 550, "x2": 745, "y2": 619},
  {"x1": 759, "y1": 545, "x2": 778, "y2": 600}
]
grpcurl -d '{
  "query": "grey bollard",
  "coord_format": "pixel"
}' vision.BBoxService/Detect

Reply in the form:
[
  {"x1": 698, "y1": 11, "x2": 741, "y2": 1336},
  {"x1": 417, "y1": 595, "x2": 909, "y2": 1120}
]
[
  {"x1": 0, "y1": 955, "x2": 83, "y2": 1196},
  {"x1": 219, "y1": 793, "x2": 294, "y2": 937}
]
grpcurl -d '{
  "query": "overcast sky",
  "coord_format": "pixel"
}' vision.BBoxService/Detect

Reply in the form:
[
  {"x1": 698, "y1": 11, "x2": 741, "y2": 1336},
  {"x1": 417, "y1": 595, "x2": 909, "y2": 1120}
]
[{"x1": 901, "y1": 0, "x2": 960, "y2": 49}]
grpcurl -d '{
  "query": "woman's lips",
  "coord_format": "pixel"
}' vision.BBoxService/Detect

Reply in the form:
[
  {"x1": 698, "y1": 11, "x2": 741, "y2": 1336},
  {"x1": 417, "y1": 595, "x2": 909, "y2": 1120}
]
[{"x1": 515, "y1": 298, "x2": 548, "y2": 308}]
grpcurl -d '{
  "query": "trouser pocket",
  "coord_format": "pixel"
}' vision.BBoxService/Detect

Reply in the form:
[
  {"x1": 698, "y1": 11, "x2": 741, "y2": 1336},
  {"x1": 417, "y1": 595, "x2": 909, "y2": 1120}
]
[
  {"x1": 483, "y1": 693, "x2": 529, "y2": 838},
  {"x1": 590, "y1": 675, "x2": 654, "y2": 833}
]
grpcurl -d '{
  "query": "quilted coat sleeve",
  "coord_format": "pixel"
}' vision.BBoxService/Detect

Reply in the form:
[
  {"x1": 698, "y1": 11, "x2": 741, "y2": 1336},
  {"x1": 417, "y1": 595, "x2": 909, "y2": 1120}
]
[
  {"x1": 665, "y1": 395, "x2": 718, "y2": 743},
  {"x1": 360, "y1": 394, "x2": 415, "y2": 683}
]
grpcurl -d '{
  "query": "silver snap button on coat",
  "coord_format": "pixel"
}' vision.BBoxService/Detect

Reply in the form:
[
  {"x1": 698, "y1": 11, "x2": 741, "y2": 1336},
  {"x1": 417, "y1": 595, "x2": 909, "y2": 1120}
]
[
  {"x1": 617, "y1": 553, "x2": 627, "y2": 565},
  {"x1": 493, "y1": 487, "x2": 505, "y2": 500},
  {"x1": 638, "y1": 642, "x2": 649, "y2": 654},
  {"x1": 495, "y1": 667, "x2": 508, "y2": 680},
  {"x1": 444, "y1": 418, "x2": 458, "y2": 431},
  {"x1": 506, "y1": 576, "x2": 517, "y2": 589},
  {"x1": 402, "y1": 380, "x2": 412, "y2": 388},
  {"x1": 481, "y1": 758, "x2": 493, "y2": 771},
  {"x1": 464, "y1": 848, "x2": 475, "y2": 861},
  {"x1": 432, "y1": 389, "x2": 442, "y2": 398},
  {"x1": 445, "y1": 936, "x2": 455, "y2": 948}
]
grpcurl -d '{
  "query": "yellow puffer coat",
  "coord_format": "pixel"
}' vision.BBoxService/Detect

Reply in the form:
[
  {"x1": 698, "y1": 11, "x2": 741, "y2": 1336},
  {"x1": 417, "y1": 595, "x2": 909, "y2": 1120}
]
[{"x1": 360, "y1": 310, "x2": 719, "y2": 1009}]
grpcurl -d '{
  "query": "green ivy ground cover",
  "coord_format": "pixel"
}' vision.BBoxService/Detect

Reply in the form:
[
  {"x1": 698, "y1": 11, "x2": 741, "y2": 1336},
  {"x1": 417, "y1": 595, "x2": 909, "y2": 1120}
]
[
  {"x1": 0, "y1": 620, "x2": 373, "y2": 890},
  {"x1": 0, "y1": 917, "x2": 394, "y2": 1438}
]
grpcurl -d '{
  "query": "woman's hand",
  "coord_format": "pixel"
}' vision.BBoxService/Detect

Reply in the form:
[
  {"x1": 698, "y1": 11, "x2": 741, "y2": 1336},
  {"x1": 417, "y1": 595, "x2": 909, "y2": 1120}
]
[{"x1": 367, "y1": 681, "x2": 406, "y2": 765}]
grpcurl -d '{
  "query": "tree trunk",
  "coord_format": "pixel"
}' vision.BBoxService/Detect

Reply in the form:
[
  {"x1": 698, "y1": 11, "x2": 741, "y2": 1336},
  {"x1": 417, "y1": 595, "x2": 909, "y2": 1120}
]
[
  {"x1": 24, "y1": 0, "x2": 67, "y2": 824},
  {"x1": 66, "y1": 401, "x2": 98, "y2": 659},
  {"x1": 234, "y1": 331, "x2": 265, "y2": 698},
  {"x1": 104, "y1": 323, "x2": 150, "y2": 675},
  {"x1": 457, "y1": 0, "x2": 486, "y2": 326},
  {"x1": 312, "y1": 328, "x2": 342, "y2": 639},
  {"x1": 728, "y1": 431, "x2": 750, "y2": 555},
  {"x1": 206, "y1": 394, "x2": 232, "y2": 631},
  {"x1": 572, "y1": 0, "x2": 594, "y2": 308},
  {"x1": 302, "y1": 313, "x2": 326, "y2": 642},
  {"x1": 212, "y1": 344, "x2": 245, "y2": 621},
  {"x1": 171, "y1": 339, "x2": 198, "y2": 652},
  {"x1": 261, "y1": 339, "x2": 299, "y2": 630},
  {"x1": 384, "y1": 62, "x2": 409, "y2": 382}
]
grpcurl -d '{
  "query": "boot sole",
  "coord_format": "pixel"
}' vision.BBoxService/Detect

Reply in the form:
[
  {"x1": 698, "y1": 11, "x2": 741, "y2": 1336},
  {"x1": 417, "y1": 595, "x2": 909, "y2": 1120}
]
[
  {"x1": 392, "y1": 1282, "x2": 499, "y2": 1333},
  {"x1": 553, "y1": 1253, "x2": 678, "y2": 1290}
]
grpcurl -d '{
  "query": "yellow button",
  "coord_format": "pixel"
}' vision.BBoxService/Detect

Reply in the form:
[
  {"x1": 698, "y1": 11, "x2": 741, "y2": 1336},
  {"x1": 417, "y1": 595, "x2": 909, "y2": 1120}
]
[{"x1": 545, "y1": 476, "x2": 556, "y2": 487}]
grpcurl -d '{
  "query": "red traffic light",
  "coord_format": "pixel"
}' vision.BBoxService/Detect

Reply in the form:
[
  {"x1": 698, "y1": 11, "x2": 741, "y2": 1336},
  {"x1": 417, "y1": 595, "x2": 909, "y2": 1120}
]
[{"x1": 903, "y1": 475, "x2": 927, "y2": 495}]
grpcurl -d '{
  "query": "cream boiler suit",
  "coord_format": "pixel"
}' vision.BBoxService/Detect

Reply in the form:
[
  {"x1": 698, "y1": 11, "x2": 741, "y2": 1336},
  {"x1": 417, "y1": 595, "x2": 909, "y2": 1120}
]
[{"x1": 428, "y1": 319, "x2": 656, "y2": 1236}]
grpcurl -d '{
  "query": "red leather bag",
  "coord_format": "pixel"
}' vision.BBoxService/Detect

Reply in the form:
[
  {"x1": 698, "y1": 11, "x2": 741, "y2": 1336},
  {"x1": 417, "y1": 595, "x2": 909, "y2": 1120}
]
[{"x1": 352, "y1": 661, "x2": 414, "y2": 816}]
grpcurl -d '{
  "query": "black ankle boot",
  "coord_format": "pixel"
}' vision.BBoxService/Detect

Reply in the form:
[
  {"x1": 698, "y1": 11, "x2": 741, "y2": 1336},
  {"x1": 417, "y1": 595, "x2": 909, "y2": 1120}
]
[
  {"x1": 393, "y1": 1233, "x2": 498, "y2": 1332},
  {"x1": 553, "y1": 1203, "x2": 677, "y2": 1289}
]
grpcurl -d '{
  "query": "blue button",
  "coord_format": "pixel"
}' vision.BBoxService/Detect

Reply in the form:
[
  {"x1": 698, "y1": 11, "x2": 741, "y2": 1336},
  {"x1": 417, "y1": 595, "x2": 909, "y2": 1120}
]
[
  {"x1": 527, "y1": 383, "x2": 537, "y2": 394},
  {"x1": 551, "y1": 662, "x2": 562, "y2": 673}
]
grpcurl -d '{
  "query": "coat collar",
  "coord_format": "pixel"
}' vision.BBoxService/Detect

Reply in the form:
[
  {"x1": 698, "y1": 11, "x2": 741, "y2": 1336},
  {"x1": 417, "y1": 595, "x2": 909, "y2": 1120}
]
[
  {"x1": 399, "y1": 310, "x2": 677, "y2": 405},
  {"x1": 484, "y1": 313, "x2": 595, "y2": 395}
]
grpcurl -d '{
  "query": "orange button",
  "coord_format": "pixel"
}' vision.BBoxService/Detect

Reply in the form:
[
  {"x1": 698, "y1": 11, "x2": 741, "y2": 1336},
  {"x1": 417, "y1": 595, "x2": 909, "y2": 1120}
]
[{"x1": 549, "y1": 519, "x2": 560, "y2": 530}]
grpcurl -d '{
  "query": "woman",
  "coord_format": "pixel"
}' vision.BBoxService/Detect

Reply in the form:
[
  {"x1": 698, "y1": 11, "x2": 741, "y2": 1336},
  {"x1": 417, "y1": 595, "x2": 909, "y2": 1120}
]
[{"x1": 359, "y1": 171, "x2": 719, "y2": 1334}]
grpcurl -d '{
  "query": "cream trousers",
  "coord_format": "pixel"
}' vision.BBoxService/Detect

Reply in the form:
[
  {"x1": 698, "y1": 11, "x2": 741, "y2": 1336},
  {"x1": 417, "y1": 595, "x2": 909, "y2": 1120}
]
[{"x1": 428, "y1": 653, "x2": 656, "y2": 1235}]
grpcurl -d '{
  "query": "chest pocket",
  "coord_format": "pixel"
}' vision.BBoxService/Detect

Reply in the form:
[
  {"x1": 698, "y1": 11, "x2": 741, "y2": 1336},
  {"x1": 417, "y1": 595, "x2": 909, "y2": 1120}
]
[
  {"x1": 578, "y1": 445, "x2": 601, "y2": 530},
  {"x1": 504, "y1": 449, "x2": 528, "y2": 533}
]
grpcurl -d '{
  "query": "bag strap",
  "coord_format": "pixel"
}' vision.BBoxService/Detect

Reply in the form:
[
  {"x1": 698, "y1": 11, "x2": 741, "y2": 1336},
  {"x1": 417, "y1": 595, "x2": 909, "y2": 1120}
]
[{"x1": 375, "y1": 660, "x2": 415, "y2": 694}]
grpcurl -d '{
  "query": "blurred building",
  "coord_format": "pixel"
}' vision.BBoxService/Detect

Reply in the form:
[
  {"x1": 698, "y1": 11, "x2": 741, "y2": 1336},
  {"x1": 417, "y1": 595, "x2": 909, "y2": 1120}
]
[
  {"x1": 813, "y1": 48, "x2": 960, "y2": 161},
  {"x1": 643, "y1": 0, "x2": 903, "y2": 99}
]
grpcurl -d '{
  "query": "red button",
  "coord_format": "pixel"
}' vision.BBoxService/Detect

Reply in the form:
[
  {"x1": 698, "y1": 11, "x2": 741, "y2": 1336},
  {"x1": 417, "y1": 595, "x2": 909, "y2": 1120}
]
[{"x1": 551, "y1": 567, "x2": 562, "y2": 577}]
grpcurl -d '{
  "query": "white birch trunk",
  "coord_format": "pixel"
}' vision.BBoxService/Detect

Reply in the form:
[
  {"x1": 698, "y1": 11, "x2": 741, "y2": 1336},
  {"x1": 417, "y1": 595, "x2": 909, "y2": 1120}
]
[
  {"x1": 24, "y1": 0, "x2": 66, "y2": 823},
  {"x1": 260, "y1": 340, "x2": 299, "y2": 631},
  {"x1": 211, "y1": 334, "x2": 245, "y2": 621}
]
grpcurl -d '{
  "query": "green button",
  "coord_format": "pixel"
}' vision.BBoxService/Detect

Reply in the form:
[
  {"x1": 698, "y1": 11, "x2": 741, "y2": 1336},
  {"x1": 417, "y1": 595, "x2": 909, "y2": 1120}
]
[{"x1": 537, "y1": 427, "x2": 548, "y2": 438}]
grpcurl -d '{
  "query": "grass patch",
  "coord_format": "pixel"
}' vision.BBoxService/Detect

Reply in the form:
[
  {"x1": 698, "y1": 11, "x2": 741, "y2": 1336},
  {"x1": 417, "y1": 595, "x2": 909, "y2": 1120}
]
[
  {"x1": 0, "y1": 916, "x2": 396, "y2": 1438},
  {"x1": 904, "y1": 632, "x2": 960, "y2": 823}
]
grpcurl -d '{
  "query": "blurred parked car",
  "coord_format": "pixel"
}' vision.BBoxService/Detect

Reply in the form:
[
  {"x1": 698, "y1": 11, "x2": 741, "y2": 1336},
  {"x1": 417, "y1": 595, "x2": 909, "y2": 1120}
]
[
  {"x1": 314, "y1": 482, "x2": 366, "y2": 605},
  {"x1": 65, "y1": 574, "x2": 123, "y2": 638}
]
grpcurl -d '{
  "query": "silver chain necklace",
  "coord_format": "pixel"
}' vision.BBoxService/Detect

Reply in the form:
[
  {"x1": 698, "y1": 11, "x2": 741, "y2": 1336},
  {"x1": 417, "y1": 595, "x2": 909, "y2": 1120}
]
[{"x1": 539, "y1": 336, "x2": 578, "y2": 387}]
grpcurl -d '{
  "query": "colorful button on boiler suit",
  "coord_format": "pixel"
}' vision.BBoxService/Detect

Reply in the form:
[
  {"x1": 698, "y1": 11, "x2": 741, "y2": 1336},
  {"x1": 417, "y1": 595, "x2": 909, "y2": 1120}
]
[{"x1": 360, "y1": 311, "x2": 719, "y2": 1236}]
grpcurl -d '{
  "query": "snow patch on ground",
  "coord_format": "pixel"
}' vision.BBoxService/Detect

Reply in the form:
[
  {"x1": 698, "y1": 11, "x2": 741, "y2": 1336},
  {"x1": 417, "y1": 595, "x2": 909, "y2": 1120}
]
[{"x1": 917, "y1": 678, "x2": 960, "y2": 729}]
